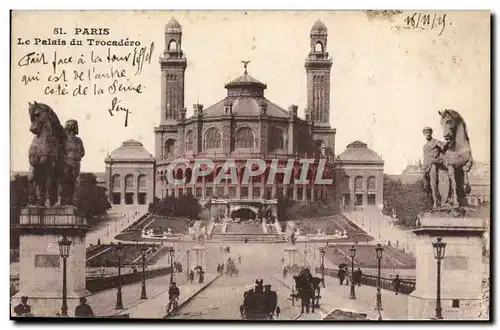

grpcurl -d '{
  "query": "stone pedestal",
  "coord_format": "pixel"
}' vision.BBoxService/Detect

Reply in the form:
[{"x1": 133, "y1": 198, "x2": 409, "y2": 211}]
[
  {"x1": 12, "y1": 206, "x2": 91, "y2": 317},
  {"x1": 408, "y1": 212, "x2": 485, "y2": 320}
]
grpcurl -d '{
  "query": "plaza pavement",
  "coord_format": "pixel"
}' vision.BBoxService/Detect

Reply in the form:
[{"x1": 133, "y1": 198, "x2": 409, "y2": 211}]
[{"x1": 167, "y1": 242, "x2": 408, "y2": 320}]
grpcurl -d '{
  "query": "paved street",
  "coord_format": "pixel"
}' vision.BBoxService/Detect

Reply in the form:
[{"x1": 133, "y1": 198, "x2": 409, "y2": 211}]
[
  {"x1": 168, "y1": 242, "x2": 409, "y2": 320},
  {"x1": 67, "y1": 239, "x2": 409, "y2": 320}
]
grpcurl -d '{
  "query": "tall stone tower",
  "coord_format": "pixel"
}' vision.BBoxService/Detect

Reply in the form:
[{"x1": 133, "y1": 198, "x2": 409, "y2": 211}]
[
  {"x1": 305, "y1": 19, "x2": 336, "y2": 158},
  {"x1": 305, "y1": 19, "x2": 333, "y2": 127},
  {"x1": 155, "y1": 18, "x2": 187, "y2": 161}
]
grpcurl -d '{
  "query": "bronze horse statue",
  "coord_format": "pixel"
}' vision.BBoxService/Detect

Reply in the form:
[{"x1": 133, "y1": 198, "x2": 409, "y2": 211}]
[
  {"x1": 438, "y1": 109, "x2": 473, "y2": 209},
  {"x1": 27, "y1": 101, "x2": 84, "y2": 207}
]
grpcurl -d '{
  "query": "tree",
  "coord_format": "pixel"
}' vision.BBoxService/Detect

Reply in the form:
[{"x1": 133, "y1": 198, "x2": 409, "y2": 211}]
[
  {"x1": 10, "y1": 175, "x2": 30, "y2": 249},
  {"x1": 383, "y1": 175, "x2": 431, "y2": 228},
  {"x1": 75, "y1": 172, "x2": 111, "y2": 219},
  {"x1": 148, "y1": 194, "x2": 202, "y2": 219},
  {"x1": 277, "y1": 196, "x2": 291, "y2": 221}
]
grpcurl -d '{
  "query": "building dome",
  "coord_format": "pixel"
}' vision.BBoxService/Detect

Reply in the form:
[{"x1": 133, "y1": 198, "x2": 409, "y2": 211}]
[
  {"x1": 165, "y1": 18, "x2": 182, "y2": 33},
  {"x1": 338, "y1": 141, "x2": 382, "y2": 162},
  {"x1": 311, "y1": 19, "x2": 328, "y2": 34},
  {"x1": 109, "y1": 139, "x2": 154, "y2": 161},
  {"x1": 201, "y1": 71, "x2": 289, "y2": 118}
]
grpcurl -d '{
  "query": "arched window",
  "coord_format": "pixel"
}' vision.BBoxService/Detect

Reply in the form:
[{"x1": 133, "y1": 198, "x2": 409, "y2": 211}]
[
  {"x1": 204, "y1": 127, "x2": 221, "y2": 150},
  {"x1": 185, "y1": 168, "x2": 192, "y2": 184},
  {"x1": 112, "y1": 174, "x2": 121, "y2": 189},
  {"x1": 354, "y1": 176, "x2": 363, "y2": 190},
  {"x1": 185, "y1": 130, "x2": 193, "y2": 151},
  {"x1": 138, "y1": 175, "x2": 146, "y2": 189},
  {"x1": 164, "y1": 139, "x2": 176, "y2": 158},
  {"x1": 268, "y1": 127, "x2": 284, "y2": 151},
  {"x1": 343, "y1": 175, "x2": 350, "y2": 189},
  {"x1": 125, "y1": 174, "x2": 134, "y2": 189},
  {"x1": 367, "y1": 176, "x2": 376, "y2": 190},
  {"x1": 315, "y1": 41, "x2": 323, "y2": 53},
  {"x1": 168, "y1": 39, "x2": 177, "y2": 52},
  {"x1": 176, "y1": 168, "x2": 184, "y2": 180},
  {"x1": 315, "y1": 139, "x2": 323, "y2": 157},
  {"x1": 235, "y1": 127, "x2": 255, "y2": 148}
]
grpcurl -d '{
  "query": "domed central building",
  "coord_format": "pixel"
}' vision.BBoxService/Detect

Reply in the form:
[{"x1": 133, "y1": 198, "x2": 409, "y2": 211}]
[{"x1": 104, "y1": 18, "x2": 384, "y2": 219}]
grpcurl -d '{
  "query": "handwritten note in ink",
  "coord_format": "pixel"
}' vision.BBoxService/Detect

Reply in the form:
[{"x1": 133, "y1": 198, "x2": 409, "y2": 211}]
[{"x1": 15, "y1": 27, "x2": 155, "y2": 127}]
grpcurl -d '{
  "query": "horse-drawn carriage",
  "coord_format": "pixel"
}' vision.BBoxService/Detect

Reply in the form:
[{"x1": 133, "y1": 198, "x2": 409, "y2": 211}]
[
  {"x1": 291, "y1": 268, "x2": 323, "y2": 314},
  {"x1": 240, "y1": 280, "x2": 280, "y2": 320}
]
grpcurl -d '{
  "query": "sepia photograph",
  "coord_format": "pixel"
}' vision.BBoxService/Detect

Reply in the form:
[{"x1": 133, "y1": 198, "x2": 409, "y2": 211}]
[{"x1": 9, "y1": 9, "x2": 491, "y2": 321}]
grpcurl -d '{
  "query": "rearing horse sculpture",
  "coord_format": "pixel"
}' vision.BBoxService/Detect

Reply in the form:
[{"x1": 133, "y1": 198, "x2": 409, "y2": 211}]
[
  {"x1": 28, "y1": 101, "x2": 67, "y2": 207},
  {"x1": 439, "y1": 109, "x2": 473, "y2": 209}
]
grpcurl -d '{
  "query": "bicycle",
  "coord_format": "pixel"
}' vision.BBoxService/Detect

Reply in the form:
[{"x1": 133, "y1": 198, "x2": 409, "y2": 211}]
[{"x1": 166, "y1": 296, "x2": 179, "y2": 314}]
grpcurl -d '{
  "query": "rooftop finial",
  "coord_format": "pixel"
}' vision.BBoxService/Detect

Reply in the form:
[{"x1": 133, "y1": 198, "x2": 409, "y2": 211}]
[{"x1": 241, "y1": 60, "x2": 250, "y2": 74}]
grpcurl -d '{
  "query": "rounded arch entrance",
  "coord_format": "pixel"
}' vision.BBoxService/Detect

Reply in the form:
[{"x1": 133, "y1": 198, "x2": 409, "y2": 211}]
[{"x1": 230, "y1": 205, "x2": 259, "y2": 220}]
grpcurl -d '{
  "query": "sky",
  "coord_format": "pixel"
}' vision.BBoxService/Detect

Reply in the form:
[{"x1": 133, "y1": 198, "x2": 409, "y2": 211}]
[{"x1": 10, "y1": 10, "x2": 490, "y2": 174}]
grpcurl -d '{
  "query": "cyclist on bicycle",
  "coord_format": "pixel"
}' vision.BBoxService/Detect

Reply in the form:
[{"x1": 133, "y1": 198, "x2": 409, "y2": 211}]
[{"x1": 168, "y1": 282, "x2": 180, "y2": 305}]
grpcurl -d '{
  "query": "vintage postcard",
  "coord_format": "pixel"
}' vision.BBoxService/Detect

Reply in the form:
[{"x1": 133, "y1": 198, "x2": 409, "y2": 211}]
[{"x1": 9, "y1": 10, "x2": 490, "y2": 321}]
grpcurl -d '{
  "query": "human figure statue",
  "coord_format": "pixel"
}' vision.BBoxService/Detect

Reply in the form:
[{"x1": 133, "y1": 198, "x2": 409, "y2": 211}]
[
  {"x1": 62, "y1": 119, "x2": 85, "y2": 205},
  {"x1": 422, "y1": 126, "x2": 449, "y2": 209}
]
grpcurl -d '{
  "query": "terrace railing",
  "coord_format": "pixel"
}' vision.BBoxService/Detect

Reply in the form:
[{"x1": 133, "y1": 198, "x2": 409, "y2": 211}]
[{"x1": 316, "y1": 267, "x2": 416, "y2": 295}]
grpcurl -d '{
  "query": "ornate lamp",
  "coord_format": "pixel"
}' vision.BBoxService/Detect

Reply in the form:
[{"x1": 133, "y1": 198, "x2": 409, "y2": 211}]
[
  {"x1": 349, "y1": 245, "x2": 356, "y2": 300},
  {"x1": 432, "y1": 237, "x2": 446, "y2": 319},
  {"x1": 58, "y1": 236, "x2": 71, "y2": 258},
  {"x1": 115, "y1": 242, "x2": 124, "y2": 310},
  {"x1": 58, "y1": 236, "x2": 72, "y2": 316},
  {"x1": 319, "y1": 247, "x2": 326, "y2": 288},
  {"x1": 375, "y1": 243, "x2": 384, "y2": 320},
  {"x1": 432, "y1": 237, "x2": 446, "y2": 260},
  {"x1": 140, "y1": 246, "x2": 148, "y2": 299},
  {"x1": 169, "y1": 247, "x2": 175, "y2": 284}
]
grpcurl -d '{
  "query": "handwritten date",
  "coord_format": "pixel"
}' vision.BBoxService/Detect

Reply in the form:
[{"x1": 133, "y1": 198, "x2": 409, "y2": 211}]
[{"x1": 403, "y1": 12, "x2": 447, "y2": 36}]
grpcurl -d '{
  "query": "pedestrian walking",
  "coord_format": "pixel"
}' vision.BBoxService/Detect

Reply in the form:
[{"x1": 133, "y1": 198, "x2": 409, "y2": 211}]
[
  {"x1": 392, "y1": 275, "x2": 401, "y2": 295},
  {"x1": 338, "y1": 268, "x2": 345, "y2": 285},
  {"x1": 199, "y1": 269, "x2": 205, "y2": 284},
  {"x1": 74, "y1": 297, "x2": 94, "y2": 318},
  {"x1": 14, "y1": 296, "x2": 32, "y2": 316},
  {"x1": 355, "y1": 267, "x2": 363, "y2": 286}
]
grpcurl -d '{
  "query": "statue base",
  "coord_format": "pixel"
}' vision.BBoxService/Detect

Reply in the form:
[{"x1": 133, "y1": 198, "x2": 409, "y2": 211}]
[
  {"x1": 408, "y1": 212, "x2": 486, "y2": 320},
  {"x1": 12, "y1": 206, "x2": 90, "y2": 317}
]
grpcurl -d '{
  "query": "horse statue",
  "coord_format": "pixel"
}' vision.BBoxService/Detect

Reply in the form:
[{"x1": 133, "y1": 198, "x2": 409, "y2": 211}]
[
  {"x1": 27, "y1": 102, "x2": 84, "y2": 207},
  {"x1": 439, "y1": 109, "x2": 473, "y2": 209},
  {"x1": 423, "y1": 110, "x2": 473, "y2": 213},
  {"x1": 28, "y1": 102, "x2": 67, "y2": 207},
  {"x1": 292, "y1": 268, "x2": 322, "y2": 314}
]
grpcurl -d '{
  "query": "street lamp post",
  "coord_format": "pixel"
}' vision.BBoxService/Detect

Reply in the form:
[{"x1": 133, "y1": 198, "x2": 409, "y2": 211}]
[
  {"x1": 319, "y1": 247, "x2": 326, "y2": 288},
  {"x1": 375, "y1": 243, "x2": 384, "y2": 320},
  {"x1": 115, "y1": 242, "x2": 124, "y2": 310},
  {"x1": 186, "y1": 249, "x2": 190, "y2": 280},
  {"x1": 169, "y1": 247, "x2": 175, "y2": 284},
  {"x1": 349, "y1": 245, "x2": 356, "y2": 300},
  {"x1": 140, "y1": 246, "x2": 147, "y2": 299},
  {"x1": 58, "y1": 236, "x2": 72, "y2": 317},
  {"x1": 432, "y1": 237, "x2": 446, "y2": 320}
]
